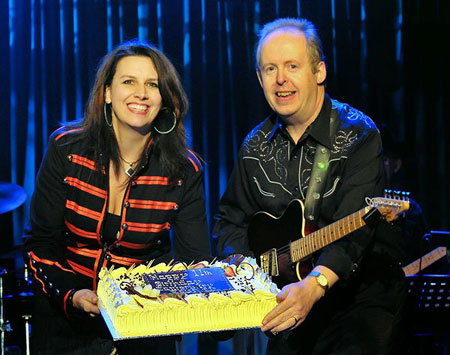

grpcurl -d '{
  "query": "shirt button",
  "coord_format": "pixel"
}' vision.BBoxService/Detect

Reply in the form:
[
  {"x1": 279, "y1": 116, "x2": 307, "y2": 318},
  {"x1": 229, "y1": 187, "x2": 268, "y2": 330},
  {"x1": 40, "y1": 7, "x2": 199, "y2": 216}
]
[
  {"x1": 124, "y1": 201, "x2": 130, "y2": 208},
  {"x1": 294, "y1": 187, "x2": 299, "y2": 191},
  {"x1": 176, "y1": 179, "x2": 184, "y2": 187},
  {"x1": 106, "y1": 254, "x2": 111, "y2": 261},
  {"x1": 292, "y1": 155, "x2": 298, "y2": 160},
  {"x1": 157, "y1": 240, "x2": 162, "y2": 245},
  {"x1": 131, "y1": 181, "x2": 137, "y2": 187},
  {"x1": 313, "y1": 192, "x2": 321, "y2": 200},
  {"x1": 67, "y1": 155, "x2": 72, "y2": 161},
  {"x1": 173, "y1": 204, "x2": 179, "y2": 211},
  {"x1": 122, "y1": 223, "x2": 128, "y2": 231}
]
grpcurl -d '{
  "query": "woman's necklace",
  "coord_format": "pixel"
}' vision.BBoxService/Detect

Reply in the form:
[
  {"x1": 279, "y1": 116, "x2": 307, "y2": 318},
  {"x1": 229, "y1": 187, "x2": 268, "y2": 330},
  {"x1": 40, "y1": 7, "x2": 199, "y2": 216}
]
[{"x1": 119, "y1": 156, "x2": 140, "y2": 177}]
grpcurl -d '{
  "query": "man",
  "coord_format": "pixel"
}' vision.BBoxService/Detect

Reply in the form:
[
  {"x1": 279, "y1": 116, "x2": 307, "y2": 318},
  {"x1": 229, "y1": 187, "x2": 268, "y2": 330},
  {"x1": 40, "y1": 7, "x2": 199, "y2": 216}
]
[{"x1": 213, "y1": 18, "x2": 406, "y2": 354}]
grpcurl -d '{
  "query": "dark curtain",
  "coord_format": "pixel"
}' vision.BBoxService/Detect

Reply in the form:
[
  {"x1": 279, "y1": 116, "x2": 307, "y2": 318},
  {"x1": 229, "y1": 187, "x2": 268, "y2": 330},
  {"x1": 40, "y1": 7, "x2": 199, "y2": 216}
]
[
  {"x1": 0, "y1": 0, "x2": 450, "y2": 253},
  {"x1": 1, "y1": 0, "x2": 449, "y2": 252},
  {"x1": 0, "y1": 0, "x2": 448, "y2": 353},
  {"x1": 1, "y1": 0, "x2": 449, "y2": 254}
]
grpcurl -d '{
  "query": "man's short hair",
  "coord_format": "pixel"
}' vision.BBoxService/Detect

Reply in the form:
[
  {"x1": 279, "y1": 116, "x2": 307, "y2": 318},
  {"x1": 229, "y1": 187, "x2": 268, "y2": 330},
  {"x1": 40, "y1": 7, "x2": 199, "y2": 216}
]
[{"x1": 255, "y1": 18, "x2": 325, "y2": 73}]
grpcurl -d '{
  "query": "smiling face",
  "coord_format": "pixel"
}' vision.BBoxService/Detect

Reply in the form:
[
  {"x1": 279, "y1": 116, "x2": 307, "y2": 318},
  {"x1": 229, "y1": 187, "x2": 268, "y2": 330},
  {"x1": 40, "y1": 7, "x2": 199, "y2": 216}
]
[
  {"x1": 257, "y1": 29, "x2": 326, "y2": 126},
  {"x1": 105, "y1": 55, "x2": 162, "y2": 135}
]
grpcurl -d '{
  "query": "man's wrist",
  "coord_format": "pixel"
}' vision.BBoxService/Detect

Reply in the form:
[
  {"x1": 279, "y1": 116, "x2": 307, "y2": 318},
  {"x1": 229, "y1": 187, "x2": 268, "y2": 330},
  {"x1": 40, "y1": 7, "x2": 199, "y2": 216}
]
[{"x1": 308, "y1": 271, "x2": 329, "y2": 295}]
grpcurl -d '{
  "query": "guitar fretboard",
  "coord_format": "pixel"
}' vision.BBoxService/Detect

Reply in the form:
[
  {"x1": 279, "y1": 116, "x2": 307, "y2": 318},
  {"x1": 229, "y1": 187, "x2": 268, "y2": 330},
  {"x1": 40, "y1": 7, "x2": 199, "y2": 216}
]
[
  {"x1": 402, "y1": 247, "x2": 447, "y2": 276},
  {"x1": 290, "y1": 206, "x2": 371, "y2": 263}
]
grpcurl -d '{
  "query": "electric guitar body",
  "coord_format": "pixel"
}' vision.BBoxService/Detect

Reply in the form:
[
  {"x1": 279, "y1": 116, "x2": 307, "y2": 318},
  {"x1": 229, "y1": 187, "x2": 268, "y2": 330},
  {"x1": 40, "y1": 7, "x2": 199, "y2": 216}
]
[
  {"x1": 248, "y1": 192, "x2": 410, "y2": 286},
  {"x1": 248, "y1": 200, "x2": 313, "y2": 285}
]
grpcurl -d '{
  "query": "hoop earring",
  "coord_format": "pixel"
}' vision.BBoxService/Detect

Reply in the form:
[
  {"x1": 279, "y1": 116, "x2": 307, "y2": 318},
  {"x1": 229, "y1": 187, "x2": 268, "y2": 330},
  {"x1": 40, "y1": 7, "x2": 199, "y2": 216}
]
[
  {"x1": 104, "y1": 103, "x2": 112, "y2": 127},
  {"x1": 153, "y1": 108, "x2": 176, "y2": 135}
]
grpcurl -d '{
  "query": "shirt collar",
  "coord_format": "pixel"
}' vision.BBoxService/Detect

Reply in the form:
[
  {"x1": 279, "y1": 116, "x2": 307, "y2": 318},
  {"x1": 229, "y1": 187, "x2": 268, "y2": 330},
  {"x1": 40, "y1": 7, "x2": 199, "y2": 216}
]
[{"x1": 267, "y1": 94, "x2": 333, "y2": 149}]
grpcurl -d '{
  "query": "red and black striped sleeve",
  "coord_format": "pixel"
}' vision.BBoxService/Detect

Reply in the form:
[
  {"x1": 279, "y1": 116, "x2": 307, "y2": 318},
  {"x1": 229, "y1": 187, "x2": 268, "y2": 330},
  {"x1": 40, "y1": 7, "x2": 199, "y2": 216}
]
[{"x1": 23, "y1": 131, "x2": 81, "y2": 315}]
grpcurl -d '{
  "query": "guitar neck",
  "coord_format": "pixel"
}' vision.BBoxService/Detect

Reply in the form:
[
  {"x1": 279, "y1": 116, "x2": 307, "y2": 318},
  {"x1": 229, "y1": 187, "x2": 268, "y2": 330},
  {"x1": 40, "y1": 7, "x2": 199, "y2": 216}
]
[
  {"x1": 402, "y1": 247, "x2": 447, "y2": 276},
  {"x1": 290, "y1": 206, "x2": 371, "y2": 263}
]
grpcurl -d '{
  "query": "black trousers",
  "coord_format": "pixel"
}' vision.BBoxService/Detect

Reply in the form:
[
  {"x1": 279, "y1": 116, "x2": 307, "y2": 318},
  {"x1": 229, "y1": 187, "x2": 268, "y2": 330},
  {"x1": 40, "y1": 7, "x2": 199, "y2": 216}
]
[
  {"x1": 31, "y1": 292, "x2": 176, "y2": 355},
  {"x1": 267, "y1": 258, "x2": 407, "y2": 355}
]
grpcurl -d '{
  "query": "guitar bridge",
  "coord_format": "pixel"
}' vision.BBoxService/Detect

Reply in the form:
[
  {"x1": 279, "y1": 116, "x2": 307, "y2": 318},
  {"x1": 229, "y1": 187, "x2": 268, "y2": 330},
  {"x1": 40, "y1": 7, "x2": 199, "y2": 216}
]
[{"x1": 260, "y1": 248, "x2": 279, "y2": 276}]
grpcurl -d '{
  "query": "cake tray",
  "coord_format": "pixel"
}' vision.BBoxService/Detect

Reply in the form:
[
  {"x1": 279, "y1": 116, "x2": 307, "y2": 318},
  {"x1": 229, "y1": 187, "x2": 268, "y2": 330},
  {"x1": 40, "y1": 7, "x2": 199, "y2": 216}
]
[
  {"x1": 98, "y1": 299, "x2": 262, "y2": 341},
  {"x1": 98, "y1": 299, "x2": 122, "y2": 340}
]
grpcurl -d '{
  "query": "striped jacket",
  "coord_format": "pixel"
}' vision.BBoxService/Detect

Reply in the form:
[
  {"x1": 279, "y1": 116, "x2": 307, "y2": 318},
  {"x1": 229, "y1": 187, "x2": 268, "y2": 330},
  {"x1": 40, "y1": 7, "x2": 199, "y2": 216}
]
[{"x1": 24, "y1": 129, "x2": 211, "y2": 315}]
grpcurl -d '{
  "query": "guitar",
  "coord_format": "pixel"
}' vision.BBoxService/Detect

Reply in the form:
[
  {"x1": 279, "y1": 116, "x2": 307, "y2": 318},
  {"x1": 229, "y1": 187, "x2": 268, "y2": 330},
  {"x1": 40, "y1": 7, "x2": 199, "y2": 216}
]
[
  {"x1": 248, "y1": 191, "x2": 410, "y2": 284},
  {"x1": 402, "y1": 247, "x2": 447, "y2": 276}
]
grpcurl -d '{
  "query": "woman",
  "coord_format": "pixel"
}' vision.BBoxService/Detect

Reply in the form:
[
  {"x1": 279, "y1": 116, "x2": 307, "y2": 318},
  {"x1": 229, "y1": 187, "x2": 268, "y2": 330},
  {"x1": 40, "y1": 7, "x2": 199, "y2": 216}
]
[{"x1": 23, "y1": 40, "x2": 211, "y2": 354}]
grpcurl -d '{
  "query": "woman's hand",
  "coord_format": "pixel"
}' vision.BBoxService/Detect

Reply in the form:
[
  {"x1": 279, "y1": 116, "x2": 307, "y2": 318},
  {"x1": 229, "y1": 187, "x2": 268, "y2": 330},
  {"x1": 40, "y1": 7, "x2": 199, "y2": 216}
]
[{"x1": 72, "y1": 289, "x2": 100, "y2": 317}]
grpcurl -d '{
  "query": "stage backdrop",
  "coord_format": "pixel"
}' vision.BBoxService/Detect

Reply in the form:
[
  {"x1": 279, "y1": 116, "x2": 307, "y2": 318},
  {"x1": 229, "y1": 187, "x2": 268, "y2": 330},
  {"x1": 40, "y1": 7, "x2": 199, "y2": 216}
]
[
  {"x1": 0, "y1": 0, "x2": 448, "y2": 252},
  {"x1": 0, "y1": 0, "x2": 449, "y2": 354}
]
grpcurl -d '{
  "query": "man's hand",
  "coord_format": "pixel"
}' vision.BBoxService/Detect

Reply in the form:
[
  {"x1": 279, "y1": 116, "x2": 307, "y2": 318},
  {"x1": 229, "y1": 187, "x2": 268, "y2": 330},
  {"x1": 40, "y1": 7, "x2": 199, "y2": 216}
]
[
  {"x1": 261, "y1": 266, "x2": 338, "y2": 334},
  {"x1": 72, "y1": 289, "x2": 100, "y2": 317},
  {"x1": 261, "y1": 277, "x2": 322, "y2": 334}
]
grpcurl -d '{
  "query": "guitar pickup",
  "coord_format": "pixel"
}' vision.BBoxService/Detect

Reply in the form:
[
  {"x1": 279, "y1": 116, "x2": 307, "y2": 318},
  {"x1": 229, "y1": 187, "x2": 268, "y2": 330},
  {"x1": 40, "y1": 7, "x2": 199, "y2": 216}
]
[{"x1": 260, "y1": 248, "x2": 279, "y2": 277}]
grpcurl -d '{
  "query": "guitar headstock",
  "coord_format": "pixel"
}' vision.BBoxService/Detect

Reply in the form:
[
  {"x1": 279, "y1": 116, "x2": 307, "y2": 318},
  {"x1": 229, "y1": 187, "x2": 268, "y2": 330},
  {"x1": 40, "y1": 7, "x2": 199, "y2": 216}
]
[{"x1": 369, "y1": 190, "x2": 410, "y2": 222}]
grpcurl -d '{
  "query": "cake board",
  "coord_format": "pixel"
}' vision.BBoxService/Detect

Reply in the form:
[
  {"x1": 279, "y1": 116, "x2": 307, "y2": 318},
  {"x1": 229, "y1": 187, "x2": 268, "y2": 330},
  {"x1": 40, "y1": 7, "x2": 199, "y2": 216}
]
[{"x1": 98, "y1": 299, "x2": 121, "y2": 340}]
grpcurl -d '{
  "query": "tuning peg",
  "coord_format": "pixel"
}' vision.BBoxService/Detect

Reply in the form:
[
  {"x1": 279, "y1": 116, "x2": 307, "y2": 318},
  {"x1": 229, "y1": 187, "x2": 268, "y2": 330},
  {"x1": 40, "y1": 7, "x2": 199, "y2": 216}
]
[
  {"x1": 397, "y1": 191, "x2": 410, "y2": 200},
  {"x1": 384, "y1": 189, "x2": 410, "y2": 201}
]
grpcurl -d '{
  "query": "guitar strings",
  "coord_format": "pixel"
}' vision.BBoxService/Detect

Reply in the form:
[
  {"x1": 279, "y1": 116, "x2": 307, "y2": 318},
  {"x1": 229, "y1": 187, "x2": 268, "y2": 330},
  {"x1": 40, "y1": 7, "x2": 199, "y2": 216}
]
[
  {"x1": 273, "y1": 231, "x2": 315, "y2": 260},
  {"x1": 271, "y1": 202, "x2": 403, "y2": 263}
]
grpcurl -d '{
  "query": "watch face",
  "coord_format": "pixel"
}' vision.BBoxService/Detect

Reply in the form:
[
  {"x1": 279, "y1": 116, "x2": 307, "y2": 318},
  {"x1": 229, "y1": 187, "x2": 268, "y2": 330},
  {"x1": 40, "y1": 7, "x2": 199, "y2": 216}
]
[{"x1": 317, "y1": 274, "x2": 328, "y2": 287}]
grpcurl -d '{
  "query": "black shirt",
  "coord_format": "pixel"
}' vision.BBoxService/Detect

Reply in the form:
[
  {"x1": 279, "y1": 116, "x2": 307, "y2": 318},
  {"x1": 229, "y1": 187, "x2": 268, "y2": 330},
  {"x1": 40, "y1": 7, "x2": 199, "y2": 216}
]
[{"x1": 214, "y1": 95, "x2": 387, "y2": 281}]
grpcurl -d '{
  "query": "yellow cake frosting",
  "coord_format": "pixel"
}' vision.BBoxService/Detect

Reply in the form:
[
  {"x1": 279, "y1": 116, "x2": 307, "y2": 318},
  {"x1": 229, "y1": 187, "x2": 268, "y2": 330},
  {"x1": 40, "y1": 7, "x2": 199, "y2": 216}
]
[{"x1": 97, "y1": 257, "x2": 279, "y2": 338}]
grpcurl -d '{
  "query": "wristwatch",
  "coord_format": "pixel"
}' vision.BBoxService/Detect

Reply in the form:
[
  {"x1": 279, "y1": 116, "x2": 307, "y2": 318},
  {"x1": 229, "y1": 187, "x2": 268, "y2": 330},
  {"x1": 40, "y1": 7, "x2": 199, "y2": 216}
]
[{"x1": 308, "y1": 271, "x2": 328, "y2": 292}]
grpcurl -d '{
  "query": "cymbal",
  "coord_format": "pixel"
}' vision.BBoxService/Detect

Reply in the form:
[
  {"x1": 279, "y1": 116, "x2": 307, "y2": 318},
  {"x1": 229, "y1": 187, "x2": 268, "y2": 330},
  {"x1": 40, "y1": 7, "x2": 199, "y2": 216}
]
[{"x1": 0, "y1": 182, "x2": 27, "y2": 214}]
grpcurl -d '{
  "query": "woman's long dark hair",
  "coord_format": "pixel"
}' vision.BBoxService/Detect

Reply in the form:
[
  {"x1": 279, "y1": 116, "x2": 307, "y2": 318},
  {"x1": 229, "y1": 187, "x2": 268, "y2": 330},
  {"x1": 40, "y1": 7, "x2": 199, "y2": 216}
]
[{"x1": 64, "y1": 40, "x2": 189, "y2": 182}]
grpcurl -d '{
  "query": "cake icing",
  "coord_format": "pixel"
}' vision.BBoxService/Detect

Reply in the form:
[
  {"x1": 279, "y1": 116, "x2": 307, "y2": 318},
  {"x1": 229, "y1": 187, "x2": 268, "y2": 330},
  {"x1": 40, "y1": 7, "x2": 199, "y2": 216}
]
[{"x1": 97, "y1": 257, "x2": 279, "y2": 338}]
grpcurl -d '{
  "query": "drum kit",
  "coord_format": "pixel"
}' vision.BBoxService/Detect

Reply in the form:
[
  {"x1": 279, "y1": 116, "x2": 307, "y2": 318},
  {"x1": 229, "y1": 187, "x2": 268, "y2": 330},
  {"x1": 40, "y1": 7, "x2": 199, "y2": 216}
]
[{"x1": 0, "y1": 182, "x2": 31, "y2": 355}]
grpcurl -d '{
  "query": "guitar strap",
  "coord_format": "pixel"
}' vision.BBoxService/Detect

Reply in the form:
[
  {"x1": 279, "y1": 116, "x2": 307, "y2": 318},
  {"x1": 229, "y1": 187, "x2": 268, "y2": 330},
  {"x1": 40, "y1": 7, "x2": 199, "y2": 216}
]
[{"x1": 304, "y1": 107, "x2": 338, "y2": 223}]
